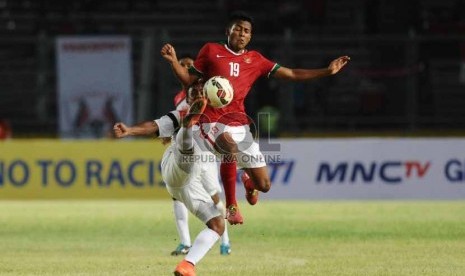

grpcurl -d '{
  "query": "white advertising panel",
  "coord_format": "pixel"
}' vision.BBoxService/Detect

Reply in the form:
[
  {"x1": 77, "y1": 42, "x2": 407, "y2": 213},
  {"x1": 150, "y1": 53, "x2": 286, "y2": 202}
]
[
  {"x1": 56, "y1": 36, "x2": 133, "y2": 138},
  {"x1": 238, "y1": 138, "x2": 465, "y2": 199}
]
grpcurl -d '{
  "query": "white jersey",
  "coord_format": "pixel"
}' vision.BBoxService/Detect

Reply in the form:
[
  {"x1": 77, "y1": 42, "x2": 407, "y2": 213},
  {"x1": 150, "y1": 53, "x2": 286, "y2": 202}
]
[
  {"x1": 176, "y1": 99, "x2": 189, "y2": 111},
  {"x1": 154, "y1": 110, "x2": 181, "y2": 139},
  {"x1": 161, "y1": 143, "x2": 220, "y2": 223},
  {"x1": 155, "y1": 110, "x2": 222, "y2": 196}
]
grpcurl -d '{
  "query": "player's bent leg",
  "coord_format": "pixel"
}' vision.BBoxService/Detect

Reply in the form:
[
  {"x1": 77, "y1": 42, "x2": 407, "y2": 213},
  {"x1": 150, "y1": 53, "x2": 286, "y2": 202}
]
[
  {"x1": 175, "y1": 216, "x2": 223, "y2": 275},
  {"x1": 241, "y1": 171, "x2": 259, "y2": 205},
  {"x1": 244, "y1": 166, "x2": 271, "y2": 193},
  {"x1": 215, "y1": 132, "x2": 239, "y2": 155},
  {"x1": 215, "y1": 132, "x2": 244, "y2": 225},
  {"x1": 220, "y1": 161, "x2": 237, "y2": 208},
  {"x1": 206, "y1": 215, "x2": 225, "y2": 236},
  {"x1": 218, "y1": 208, "x2": 231, "y2": 255},
  {"x1": 220, "y1": 161, "x2": 243, "y2": 225},
  {"x1": 210, "y1": 197, "x2": 231, "y2": 255},
  {"x1": 171, "y1": 199, "x2": 191, "y2": 256},
  {"x1": 233, "y1": 134, "x2": 270, "y2": 205},
  {"x1": 210, "y1": 193, "x2": 220, "y2": 205},
  {"x1": 173, "y1": 189, "x2": 223, "y2": 275}
]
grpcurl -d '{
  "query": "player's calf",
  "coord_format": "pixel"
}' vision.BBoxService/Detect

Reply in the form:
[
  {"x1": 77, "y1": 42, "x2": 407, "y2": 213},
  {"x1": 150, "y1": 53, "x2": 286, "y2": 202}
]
[{"x1": 245, "y1": 167, "x2": 271, "y2": 193}]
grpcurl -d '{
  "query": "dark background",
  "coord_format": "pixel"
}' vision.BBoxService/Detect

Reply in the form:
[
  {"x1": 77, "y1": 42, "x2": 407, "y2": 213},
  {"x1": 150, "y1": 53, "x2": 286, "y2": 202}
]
[{"x1": 0, "y1": 0, "x2": 464, "y2": 137}]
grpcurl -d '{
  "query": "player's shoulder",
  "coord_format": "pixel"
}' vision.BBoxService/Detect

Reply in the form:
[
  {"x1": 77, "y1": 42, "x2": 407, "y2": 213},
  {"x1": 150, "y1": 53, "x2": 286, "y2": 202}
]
[
  {"x1": 204, "y1": 41, "x2": 225, "y2": 47},
  {"x1": 247, "y1": 49, "x2": 267, "y2": 59},
  {"x1": 202, "y1": 41, "x2": 226, "y2": 51}
]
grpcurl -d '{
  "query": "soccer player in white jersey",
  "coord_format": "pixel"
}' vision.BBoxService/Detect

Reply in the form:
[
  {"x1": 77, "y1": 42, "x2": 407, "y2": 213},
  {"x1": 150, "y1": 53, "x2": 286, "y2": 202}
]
[
  {"x1": 169, "y1": 56, "x2": 231, "y2": 256},
  {"x1": 114, "y1": 80, "x2": 228, "y2": 275}
]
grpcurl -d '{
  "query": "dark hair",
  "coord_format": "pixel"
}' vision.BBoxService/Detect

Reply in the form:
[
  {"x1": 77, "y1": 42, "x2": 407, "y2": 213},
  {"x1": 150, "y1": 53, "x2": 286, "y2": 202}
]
[{"x1": 227, "y1": 11, "x2": 254, "y2": 29}]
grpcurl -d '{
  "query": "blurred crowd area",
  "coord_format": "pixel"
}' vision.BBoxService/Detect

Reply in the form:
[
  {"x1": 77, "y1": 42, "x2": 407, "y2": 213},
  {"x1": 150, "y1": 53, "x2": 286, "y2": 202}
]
[{"x1": 0, "y1": 0, "x2": 464, "y2": 138}]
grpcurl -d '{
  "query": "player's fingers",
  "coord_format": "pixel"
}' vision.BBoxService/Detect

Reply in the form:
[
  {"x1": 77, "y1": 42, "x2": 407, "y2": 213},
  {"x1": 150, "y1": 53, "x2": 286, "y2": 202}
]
[
  {"x1": 161, "y1": 44, "x2": 171, "y2": 54},
  {"x1": 162, "y1": 44, "x2": 172, "y2": 52},
  {"x1": 337, "y1": 57, "x2": 350, "y2": 67}
]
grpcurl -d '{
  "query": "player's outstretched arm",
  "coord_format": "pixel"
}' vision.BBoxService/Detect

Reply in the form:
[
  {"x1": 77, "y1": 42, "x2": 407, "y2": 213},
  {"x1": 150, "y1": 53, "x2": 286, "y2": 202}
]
[
  {"x1": 274, "y1": 56, "x2": 350, "y2": 81},
  {"x1": 161, "y1": 43, "x2": 196, "y2": 87},
  {"x1": 113, "y1": 121, "x2": 159, "y2": 138}
]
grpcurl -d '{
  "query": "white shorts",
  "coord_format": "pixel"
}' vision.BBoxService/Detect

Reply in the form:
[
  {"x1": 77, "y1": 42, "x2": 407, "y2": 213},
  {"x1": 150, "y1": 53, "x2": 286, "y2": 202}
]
[
  {"x1": 200, "y1": 123, "x2": 266, "y2": 169},
  {"x1": 200, "y1": 155, "x2": 222, "y2": 196},
  {"x1": 161, "y1": 145, "x2": 220, "y2": 223}
]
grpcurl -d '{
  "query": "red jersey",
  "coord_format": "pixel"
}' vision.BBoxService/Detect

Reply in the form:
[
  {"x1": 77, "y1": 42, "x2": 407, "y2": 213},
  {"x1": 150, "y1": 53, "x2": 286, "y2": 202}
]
[
  {"x1": 173, "y1": 90, "x2": 188, "y2": 110},
  {"x1": 191, "y1": 42, "x2": 279, "y2": 125}
]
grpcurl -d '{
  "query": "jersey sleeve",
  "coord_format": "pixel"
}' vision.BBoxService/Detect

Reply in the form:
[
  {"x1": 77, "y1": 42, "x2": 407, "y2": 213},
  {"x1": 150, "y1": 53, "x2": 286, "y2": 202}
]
[
  {"x1": 154, "y1": 111, "x2": 181, "y2": 137},
  {"x1": 173, "y1": 90, "x2": 186, "y2": 107},
  {"x1": 256, "y1": 52, "x2": 280, "y2": 78},
  {"x1": 174, "y1": 90, "x2": 189, "y2": 111},
  {"x1": 175, "y1": 99, "x2": 189, "y2": 111}
]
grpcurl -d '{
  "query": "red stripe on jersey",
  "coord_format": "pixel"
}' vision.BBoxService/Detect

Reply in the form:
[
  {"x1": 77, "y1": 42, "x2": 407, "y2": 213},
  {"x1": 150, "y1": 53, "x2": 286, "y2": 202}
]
[
  {"x1": 173, "y1": 90, "x2": 186, "y2": 107},
  {"x1": 199, "y1": 123, "x2": 216, "y2": 149}
]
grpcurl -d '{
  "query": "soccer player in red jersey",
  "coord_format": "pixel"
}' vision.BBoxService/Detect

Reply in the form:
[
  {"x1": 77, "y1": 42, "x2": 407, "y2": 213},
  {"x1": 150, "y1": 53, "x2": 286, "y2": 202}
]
[{"x1": 161, "y1": 11, "x2": 350, "y2": 225}]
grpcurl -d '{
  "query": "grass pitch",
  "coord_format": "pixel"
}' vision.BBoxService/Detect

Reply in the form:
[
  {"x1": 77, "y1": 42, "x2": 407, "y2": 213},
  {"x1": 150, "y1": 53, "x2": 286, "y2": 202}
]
[{"x1": 1, "y1": 200, "x2": 465, "y2": 275}]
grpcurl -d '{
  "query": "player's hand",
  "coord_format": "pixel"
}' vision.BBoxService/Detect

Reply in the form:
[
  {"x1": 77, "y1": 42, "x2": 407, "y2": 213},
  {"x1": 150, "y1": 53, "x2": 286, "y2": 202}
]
[
  {"x1": 113, "y1": 122, "x2": 130, "y2": 138},
  {"x1": 328, "y1": 56, "x2": 350, "y2": 75},
  {"x1": 160, "y1": 43, "x2": 178, "y2": 64}
]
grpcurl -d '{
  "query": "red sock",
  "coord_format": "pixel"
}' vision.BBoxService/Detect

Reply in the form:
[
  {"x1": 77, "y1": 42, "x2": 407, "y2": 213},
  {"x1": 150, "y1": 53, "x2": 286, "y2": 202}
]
[
  {"x1": 220, "y1": 158, "x2": 237, "y2": 207},
  {"x1": 243, "y1": 176, "x2": 255, "y2": 190}
]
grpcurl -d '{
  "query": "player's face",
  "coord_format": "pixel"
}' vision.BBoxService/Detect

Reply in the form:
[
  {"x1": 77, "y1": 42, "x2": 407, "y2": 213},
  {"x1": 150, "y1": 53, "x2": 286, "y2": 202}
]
[
  {"x1": 227, "y1": 20, "x2": 252, "y2": 52},
  {"x1": 179, "y1": 57, "x2": 194, "y2": 69},
  {"x1": 186, "y1": 82, "x2": 205, "y2": 105}
]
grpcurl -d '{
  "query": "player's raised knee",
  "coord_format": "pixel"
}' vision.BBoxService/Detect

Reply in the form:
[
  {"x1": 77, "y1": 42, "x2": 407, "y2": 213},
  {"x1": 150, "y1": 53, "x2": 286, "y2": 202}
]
[
  {"x1": 207, "y1": 216, "x2": 225, "y2": 236},
  {"x1": 256, "y1": 178, "x2": 271, "y2": 193}
]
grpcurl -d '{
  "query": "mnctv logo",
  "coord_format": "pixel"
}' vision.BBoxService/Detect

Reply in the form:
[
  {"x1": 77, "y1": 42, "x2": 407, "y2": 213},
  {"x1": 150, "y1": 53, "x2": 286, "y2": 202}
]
[
  {"x1": 316, "y1": 160, "x2": 431, "y2": 184},
  {"x1": 444, "y1": 159, "x2": 465, "y2": 182}
]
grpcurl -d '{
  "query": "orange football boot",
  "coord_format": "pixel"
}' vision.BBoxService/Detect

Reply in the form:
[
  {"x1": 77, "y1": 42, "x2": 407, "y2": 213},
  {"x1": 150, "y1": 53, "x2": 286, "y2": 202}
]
[
  {"x1": 174, "y1": 260, "x2": 195, "y2": 276},
  {"x1": 182, "y1": 98, "x2": 207, "y2": 128}
]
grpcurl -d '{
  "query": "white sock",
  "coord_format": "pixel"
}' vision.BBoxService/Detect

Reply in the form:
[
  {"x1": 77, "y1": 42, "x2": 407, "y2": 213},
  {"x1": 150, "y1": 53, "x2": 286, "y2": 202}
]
[
  {"x1": 215, "y1": 201, "x2": 230, "y2": 245},
  {"x1": 185, "y1": 228, "x2": 220, "y2": 265},
  {"x1": 176, "y1": 126, "x2": 194, "y2": 153},
  {"x1": 173, "y1": 200, "x2": 191, "y2": 246},
  {"x1": 221, "y1": 222, "x2": 230, "y2": 245},
  {"x1": 215, "y1": 201, "x2": 226, "y2": 218}
]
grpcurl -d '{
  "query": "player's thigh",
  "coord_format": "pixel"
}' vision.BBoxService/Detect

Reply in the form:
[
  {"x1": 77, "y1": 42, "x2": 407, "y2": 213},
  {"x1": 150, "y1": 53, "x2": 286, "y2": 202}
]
[
  {"x1": 161, "y1": 150, "x2": 189, "y2": 188},
  {"x1": 200, "y1": 163, "x2": 222, "y2": 196},
  {"x1": 244, "y1": 165, "x2": 271, "y2": 192},
  {"x1": 201, "y1": 123, "x2": 253, "y2": 154},
  {"x1": 235, "y1": 140, "x2": 267, "y2": 169},
  {"x1": 177, "y1": 184, "x2": 221, "y2": 224}
]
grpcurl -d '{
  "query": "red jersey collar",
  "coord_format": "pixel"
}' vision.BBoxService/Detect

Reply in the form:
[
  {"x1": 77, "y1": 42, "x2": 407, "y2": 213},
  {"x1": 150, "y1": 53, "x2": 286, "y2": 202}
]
[{"x1": 224, "y1": 43, "x2": 248, "y2": 56}]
